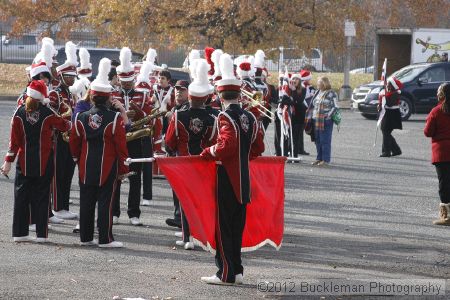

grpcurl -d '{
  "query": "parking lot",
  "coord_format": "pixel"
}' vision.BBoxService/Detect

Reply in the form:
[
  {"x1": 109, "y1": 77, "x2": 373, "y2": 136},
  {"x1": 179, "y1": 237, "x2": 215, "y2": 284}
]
[{"x1": 0, "y1": 101, "x2": 449, "y2": 299}]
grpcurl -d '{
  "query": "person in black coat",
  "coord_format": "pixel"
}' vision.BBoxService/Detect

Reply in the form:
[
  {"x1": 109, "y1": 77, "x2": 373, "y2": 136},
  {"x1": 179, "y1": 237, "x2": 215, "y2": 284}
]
[
  {"x1": 377, "y1": 77, "x2": 403, "y2": 157},
  {"x1": 290, "y1": 75, "x2": 309, "y2": 156}
]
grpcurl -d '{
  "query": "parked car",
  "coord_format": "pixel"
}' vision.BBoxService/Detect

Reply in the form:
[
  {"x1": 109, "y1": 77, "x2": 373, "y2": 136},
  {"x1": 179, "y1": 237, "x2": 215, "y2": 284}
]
[
  {"x1": 352, "y1": 62, "x2": 450, "y2": 121},
  {"x1": 350, "y1": 65, "x2": 374, "y2": 74},
  {"x1": 0, "y1": 34, "x2": 40, "y2": 63}
]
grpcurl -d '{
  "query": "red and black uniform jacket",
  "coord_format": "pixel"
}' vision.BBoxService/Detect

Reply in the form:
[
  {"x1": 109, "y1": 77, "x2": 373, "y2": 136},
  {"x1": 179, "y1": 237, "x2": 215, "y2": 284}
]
[
  {"x1": 202, "y1": 104, "x2": 265, "y2": 204},
  {"x1": 5, "y1": 104, "x2": 71, "y2": 177},
  {"x1": 165, "y1": 104, "x2": 217, "y2": 156},
  {"x1": 70, "y1": 105, "x2": 129, "y2": 186},
  {"x1": 49, "y1": 85, "x2": 74, "y2": 119}
]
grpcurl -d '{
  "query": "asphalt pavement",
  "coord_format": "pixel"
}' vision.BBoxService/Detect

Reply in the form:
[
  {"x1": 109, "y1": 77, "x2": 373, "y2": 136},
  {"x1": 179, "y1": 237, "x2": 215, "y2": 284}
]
[{"x1": 0, "y1": 101, "x2": 449, "y2": 300}]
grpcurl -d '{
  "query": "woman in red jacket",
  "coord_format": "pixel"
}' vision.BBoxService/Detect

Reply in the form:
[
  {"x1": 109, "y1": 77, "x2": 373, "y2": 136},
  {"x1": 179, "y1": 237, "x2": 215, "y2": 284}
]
[
  {"x1": 0, "y1": 80, "x2": 71, "y2": 242},
  {"x1": 424, "y1": 83, "x2": 450, "y2": 225}
]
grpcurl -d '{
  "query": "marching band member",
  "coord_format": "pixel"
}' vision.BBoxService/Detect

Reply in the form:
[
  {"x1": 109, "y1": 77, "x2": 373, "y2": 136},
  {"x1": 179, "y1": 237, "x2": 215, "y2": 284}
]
[
  {"x1": 151, "y1": 69, "x2": 175, "y2": 153},
  {"x1": 70, "y1": 58, "x2": 129, "y2": 248},
  {"x1": 200, "y1": 53, "x2": 264, "y2": 285},
  {"x1": 111, "y1": 47, "x2": 150, "y2": 226},
  {"x1": 165, "y1": 67, "x2": 217, "y2": 249},
  {"x1": 1, "y1": 80, "x2": 71, "y2": 242},
  {"x1": 49, "y1": 41, "x2": 78, "y2": 220},
  {"x1": 253, "y1": 50, "x2": 272, "y2": 130},
  {"x1": 164, "y1": 80, "x2": 190, "y2": 230}
]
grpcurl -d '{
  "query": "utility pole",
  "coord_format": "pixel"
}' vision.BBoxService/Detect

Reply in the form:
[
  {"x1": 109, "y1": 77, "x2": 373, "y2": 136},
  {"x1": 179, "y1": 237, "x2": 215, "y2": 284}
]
[{"x1": 340, "y1": 20, "x2": 356, "y2": 101}]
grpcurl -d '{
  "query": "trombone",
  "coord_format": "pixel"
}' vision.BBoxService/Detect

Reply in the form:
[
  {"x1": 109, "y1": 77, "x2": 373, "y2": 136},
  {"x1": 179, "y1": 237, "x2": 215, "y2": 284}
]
[{"x1": 240, "y1": 89, "x2": 274, "y2": 120}]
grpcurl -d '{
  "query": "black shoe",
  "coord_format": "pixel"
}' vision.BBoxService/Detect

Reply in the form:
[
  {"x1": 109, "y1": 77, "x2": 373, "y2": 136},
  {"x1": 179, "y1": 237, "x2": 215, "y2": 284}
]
[
  {"x1": 391, "y1": 151, "x2": 402, "y2": 157},
  {"x1": 299, "y1": 151, "x2": 310, "y2": 156},
  {"x1": 165, "y1": 218, "x2": 182, "y2": 228},
  {"x1": 379, "y1": 153, "x2": 391, "y2": 157}
]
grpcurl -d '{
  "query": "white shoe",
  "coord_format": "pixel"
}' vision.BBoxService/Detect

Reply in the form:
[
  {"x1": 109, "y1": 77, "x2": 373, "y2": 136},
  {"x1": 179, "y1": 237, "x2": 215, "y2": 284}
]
[
  {"x1": 29, "y1": 224, "x2": 36, "y2": 232},
  {"x1": 129, "y1": 217, "x2": 142, "y2": 226},
  {"x1": 69, "y1": 199, "x2": 74, "y2": 204},
  {"x1": 52, "y1": 210, "x2": 78, "y2": 220},
  {"x1": 174, "y1": 231, "x2": 182, "y2": 238},
  {"x1": 49, "y1": 216, "x2": 64, "y2": 224},
  {"x1": 175, "y1": 240, "x2": 185, "y2": 246},
  {"x1": 113, "y1": 216, "x2": 119, "y2": 225},
  {"x1": 200, "y1": 275, "x2": 233, "y2": 285},
  {"x1": 35, "y1": 237, "x2": 49, "y2": 243},
  {"x1": 142, "y1": 199, "x2": 151, "y2": 206},
  {"x1": 235, "y1": 274, "x2": 244, "y2": 285},
  {"x1": 13, "y1": 236, "x2": 35, "y2": 243},
  {"x1": 72, "y1": 223, "x2": 80, "y2": 233},
  {"x1": 81, "y1": 239, "x2": 98, "y2": 246},
  {"x1": 184, "y1": 242, "x2": 194, "y2": 250},
  {"x1": 98, "y1": 241, "x2": 123, "y2": 248}
]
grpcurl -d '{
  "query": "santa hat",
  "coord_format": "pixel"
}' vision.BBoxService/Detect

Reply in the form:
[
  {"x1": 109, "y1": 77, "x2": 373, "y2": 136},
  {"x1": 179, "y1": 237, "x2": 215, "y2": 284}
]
[
  {"x1": 56, "y1": 41, "x2": 78, "y2": 76},
  {"x1": 211, "y1": 49, "x2": 223, "y2": 81},
  {"x1": 188, "y1": 49, "x2": 201, "y2": 80},
  {"x1": 204, "y1": 47, "x2": 215, "y2": 76},
  {"x1": 77, "y1": 48, "x2": 92, "y2": 78},
  {"x1": 117, "y1": 47, "x2": 135, "y2": 82},
  {"x1": 189, "y1": 60, "x2": 213, "y2": 101},
  {"x1": 30, "y1": 42, "x2": 53, "y2": 78},
  {"x1": 26, "y1": 80, "x2": 50, "y2": 104},
  {"x1": 237, "y1": 62, "x2": 252, "y2": 79},
  {"x1": 135, "y1": 61, "x2": 152, "y2": 92},
  {"x1": 90, "y1": 58, "x2": 112, "y2": 96},
  {"x1": 388, "y1": 76, "x2": 403, "y2": 91},
  {"x1": 69, "y1": 77, "x2": 91, "y2": 100},
  {"x1": 291, "y1": 73, "x2": 301, "y2": 80},
  {"x1": 300, "y1": 70, "x2": 312, "y2": 81},
  {"x1": 216, "y1": 53, "x2": 241, "y2": 92}
]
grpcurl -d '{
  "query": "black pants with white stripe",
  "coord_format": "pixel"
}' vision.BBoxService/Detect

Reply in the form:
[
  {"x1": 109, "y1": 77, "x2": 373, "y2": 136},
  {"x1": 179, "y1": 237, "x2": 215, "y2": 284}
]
[
  {"x1": 141, "y1": 136, "x2": 153, "y2": 201},
  {"x1": 52, "y1": 134, "x2": 75, "y2": 211},
  {"x1": 13, "y1": 158, "x2": 53, "y2": 238},
  {"x1": 79, "y1": 170, "x2": 116, "y2": 244},
  {"x1": 215, "y1": 166, "x2": 247, "y2": 283}
]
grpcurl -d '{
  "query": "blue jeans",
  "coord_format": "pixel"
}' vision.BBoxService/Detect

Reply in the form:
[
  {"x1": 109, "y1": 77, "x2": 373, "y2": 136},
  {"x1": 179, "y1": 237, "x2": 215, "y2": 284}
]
[{"x1": 314, "y1": 119, "x2": 333, "y2": 163}]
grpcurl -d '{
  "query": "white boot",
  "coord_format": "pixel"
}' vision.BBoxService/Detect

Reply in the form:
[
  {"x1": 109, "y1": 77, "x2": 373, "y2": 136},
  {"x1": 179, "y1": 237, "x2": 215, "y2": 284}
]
[
  {"x1": 113, "y1": 216, "x2": 119, "y2": 225},
  {"x1": 29, "y1": 224, "x2": 36, "y2": 232},
  {"x1": 142, "y1": 199, "x2": 151, "y2": 206},
  {"x1": 235, "y1": 274, "x2": 244, "y2": 285},
  {"x1": 184, "y1": 237, "x2": 194, "y2": 250},
  {"x1": 175, "y1": 240, "x2": 185, "y2": 246},
  {"x1": 52, "y1": 210, "x2": 78, "y2": 220},
  {"x1": 129, "y1": 217, "x2": 142, "y2": 226},
  {"x1": 174, "y1": 231, "x2": 182, "y2": 238},
  {"x1": 35, "y1": 237, "x2": 49, "y2": 243},
  {"x1": 81, "y1": 239, "x2": 98, "y2": 246},
  {"x1": 49, "y1": 216, "x2": 64, "y2": 224}
]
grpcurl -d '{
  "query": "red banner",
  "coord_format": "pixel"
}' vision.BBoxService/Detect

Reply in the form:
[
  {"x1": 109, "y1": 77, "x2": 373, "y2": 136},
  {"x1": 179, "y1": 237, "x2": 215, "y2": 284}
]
[{"x1": 156, "y1": 156, "x2": 286, "y2": 253}]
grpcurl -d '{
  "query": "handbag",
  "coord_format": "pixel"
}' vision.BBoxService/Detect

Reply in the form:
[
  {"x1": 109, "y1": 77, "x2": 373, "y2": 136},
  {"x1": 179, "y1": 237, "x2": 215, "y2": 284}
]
[{"x1": 331, "y1": 108, "x2": 342, "y2": 126}]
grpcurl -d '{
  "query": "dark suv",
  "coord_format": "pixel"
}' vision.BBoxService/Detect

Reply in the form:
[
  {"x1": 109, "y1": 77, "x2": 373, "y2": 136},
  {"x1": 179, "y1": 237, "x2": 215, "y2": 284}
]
[{"x1": 353, "y1": 62, "x2": 450, "y2": 120}]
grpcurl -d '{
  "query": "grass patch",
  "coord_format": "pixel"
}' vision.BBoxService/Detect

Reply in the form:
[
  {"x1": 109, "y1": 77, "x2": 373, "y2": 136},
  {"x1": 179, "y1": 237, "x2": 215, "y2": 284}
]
[{"x1": 0, "y1": 63, "x2": 29, "y2": 96}]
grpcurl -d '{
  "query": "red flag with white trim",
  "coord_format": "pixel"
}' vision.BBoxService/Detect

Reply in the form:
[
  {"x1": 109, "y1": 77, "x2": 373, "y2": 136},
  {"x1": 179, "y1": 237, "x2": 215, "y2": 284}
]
[{"x1": 156, "y1": 156, "x2": 286, "y2": 253}]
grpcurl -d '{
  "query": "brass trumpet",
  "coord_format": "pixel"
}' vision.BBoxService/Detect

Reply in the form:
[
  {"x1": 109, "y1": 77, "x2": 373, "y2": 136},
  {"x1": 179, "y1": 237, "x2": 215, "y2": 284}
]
[
  {"x1": 126, "y1": 127, "x2": 153, "y2": 142},
  {"x1": 130, "y1": 108, "x2": 166, "y2": 130},
  {"x1": 60, "y1": 102, "x2": 72, "y2": 142},
  {"x1": 240, "y1": 89, "x2": 274, "y2": 120}
]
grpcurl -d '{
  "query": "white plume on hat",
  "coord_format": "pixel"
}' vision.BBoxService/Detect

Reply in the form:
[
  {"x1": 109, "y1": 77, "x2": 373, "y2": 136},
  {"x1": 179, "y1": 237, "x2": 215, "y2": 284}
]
[
  {"x1": 79, "y1": 48, "x2": 91, "y2": 70},
  {"x1": 90, "y1": 58, "x2": 112, "y2": 93},
  {"x1": 220, "y1": 54, "x2": 235, "y2": 80},
  {"x1": 136, "y1": 61, "x2": 152, "y2": 85},
  {"x1": 69, "y1": 77, "x2": 91, "y2": 100},
  {"x1": 32, "y1": 41, "x2": 53, "y2": 67},
  {"x1": 189, "y1": 59, "x2": 211, "y2": 98},
  {"x1": 211, "y1": 49, "x2": 224, "y2": 78},
  {"x1": 145, "y1": 48, "x2": 158, "y2": 64},
  {"x1": 254, "y1": 49, "x2": 265, "y2": 68},
  {"x1": 188, "y1": 50, "x2": 201, "y2": 79},
  {"x1": 65, "y1": 41, "x2": 78, "y2": 66},
  {"x1": 117, "y1": 47, "x2": 134, "y2": 73},
  {"x1": 41, "y1": 37, "x2": 58, "y2": 58}
]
